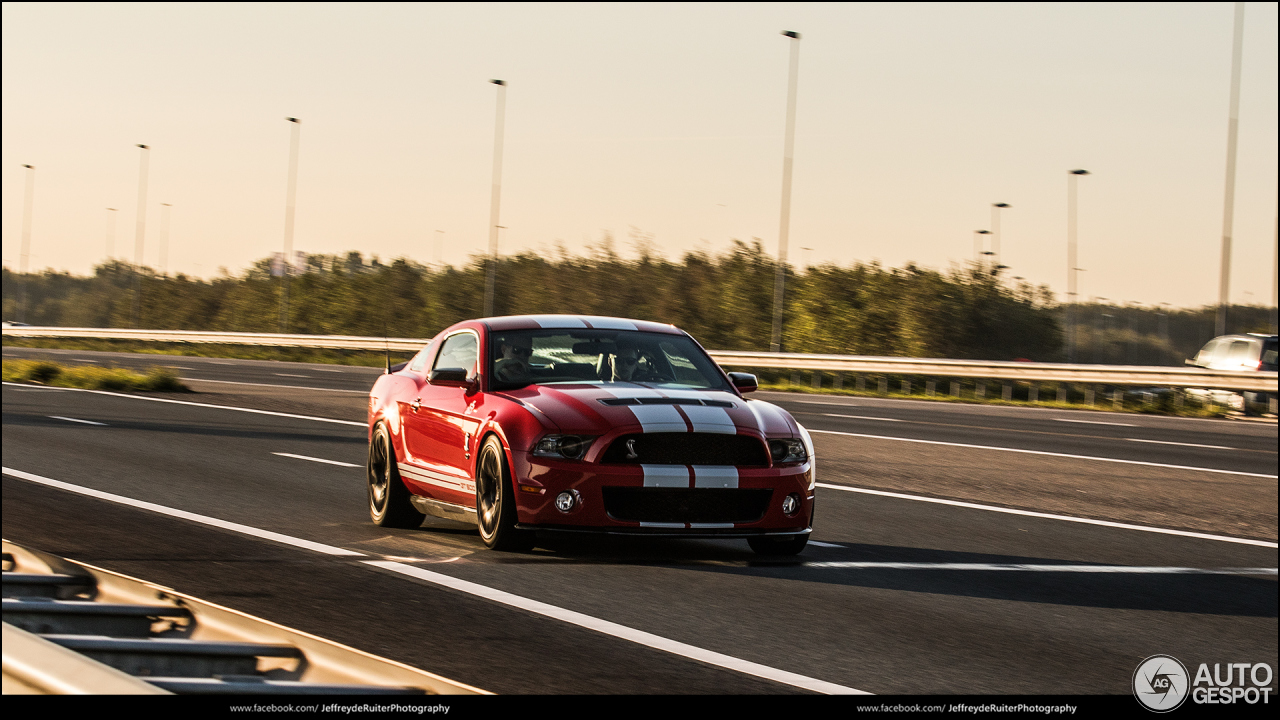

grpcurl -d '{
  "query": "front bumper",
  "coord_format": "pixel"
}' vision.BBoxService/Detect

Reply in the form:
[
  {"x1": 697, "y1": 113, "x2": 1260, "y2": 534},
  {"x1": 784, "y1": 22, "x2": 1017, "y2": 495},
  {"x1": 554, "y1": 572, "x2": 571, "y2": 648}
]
[{"x1": 510, "y1": 451, "x2": 815, "y2": 534}]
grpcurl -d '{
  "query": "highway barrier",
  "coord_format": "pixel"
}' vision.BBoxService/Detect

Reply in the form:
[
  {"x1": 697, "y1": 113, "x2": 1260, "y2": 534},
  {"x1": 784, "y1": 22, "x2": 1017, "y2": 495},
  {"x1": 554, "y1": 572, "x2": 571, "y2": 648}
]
[{"x1": 4, "y1": 326, "x2": 1275, "y2": 393}]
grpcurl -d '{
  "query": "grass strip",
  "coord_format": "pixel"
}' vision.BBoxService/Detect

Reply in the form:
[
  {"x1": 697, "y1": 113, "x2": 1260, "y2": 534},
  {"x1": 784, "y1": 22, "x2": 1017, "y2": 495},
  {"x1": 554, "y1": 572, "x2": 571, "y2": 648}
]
[{"x1": 2, "y1": 359, "x2": 189, "y2": 392}]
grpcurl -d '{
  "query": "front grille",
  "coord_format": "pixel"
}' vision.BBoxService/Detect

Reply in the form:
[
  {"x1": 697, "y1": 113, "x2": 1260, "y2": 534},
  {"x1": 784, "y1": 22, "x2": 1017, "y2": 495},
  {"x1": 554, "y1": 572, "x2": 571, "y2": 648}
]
[
  {"x1": 602, "y1": 488, "x2": 773, "y2": 524},
  {"x1": 600, "y1": 433, "x2": 768, "y2": 466}
]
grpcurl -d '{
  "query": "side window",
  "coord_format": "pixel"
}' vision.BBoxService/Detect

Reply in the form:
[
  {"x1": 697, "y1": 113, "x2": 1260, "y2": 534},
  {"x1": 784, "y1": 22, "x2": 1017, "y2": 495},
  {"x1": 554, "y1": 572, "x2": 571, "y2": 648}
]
[
  {"x1": 408, "y1": 340, "x2": 437, "y2": 372},
  {"x1": 433, "y1": 333, "x2": 478, "y2": 378},
  {"x1": 1225, "y1": 340, "x2": 1252, "y2": 365},
  {"x1": 1193, "y1": 339, "x2": 1220, "y2": 366}
]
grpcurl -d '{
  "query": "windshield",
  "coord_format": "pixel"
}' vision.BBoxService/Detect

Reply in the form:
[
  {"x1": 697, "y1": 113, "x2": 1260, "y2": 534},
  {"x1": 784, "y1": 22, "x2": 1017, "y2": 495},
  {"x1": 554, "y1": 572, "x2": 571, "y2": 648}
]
[{"x1": 488, "y1": 329, "x2": 731, "y2": 391}]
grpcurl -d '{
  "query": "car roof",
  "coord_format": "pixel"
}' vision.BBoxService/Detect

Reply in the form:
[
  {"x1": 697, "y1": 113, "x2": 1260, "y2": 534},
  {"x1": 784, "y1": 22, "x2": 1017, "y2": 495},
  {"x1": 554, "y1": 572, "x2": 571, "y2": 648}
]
[{"x1": 477, "y1": 315, "x2": 684, "y2": 335}]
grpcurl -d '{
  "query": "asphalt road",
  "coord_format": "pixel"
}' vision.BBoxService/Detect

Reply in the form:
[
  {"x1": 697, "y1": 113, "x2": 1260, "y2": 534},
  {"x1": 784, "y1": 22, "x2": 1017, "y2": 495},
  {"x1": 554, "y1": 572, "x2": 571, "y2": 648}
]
[{"x1": 2, "y1": 348, "x2": 1276, "y2": 695}]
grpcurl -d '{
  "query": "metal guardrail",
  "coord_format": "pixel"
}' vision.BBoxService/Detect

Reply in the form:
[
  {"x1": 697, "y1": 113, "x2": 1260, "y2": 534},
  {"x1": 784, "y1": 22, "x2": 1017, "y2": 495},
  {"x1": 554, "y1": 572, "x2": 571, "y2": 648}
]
[
  {"x1": 2, "y1": 539, "x2": 488, "y2": 695},
  {"x1": 3, "y1": 326, "x2": 1276, "y2": 392}
]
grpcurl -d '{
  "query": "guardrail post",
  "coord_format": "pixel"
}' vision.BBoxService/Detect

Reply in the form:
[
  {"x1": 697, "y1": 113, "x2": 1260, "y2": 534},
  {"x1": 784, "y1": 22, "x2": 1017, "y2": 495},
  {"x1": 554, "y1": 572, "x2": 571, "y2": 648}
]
[
  {"x1": 1058, "y1": 385, "x2": 1067, "y2": 404},
  {"x1": 926, "y1": 380, "x2": 935, "y2": 397},
  {"x1": 811, "y1": 371, "x2": 819, "y2": 389},
  {"x1": 951, "y1": 381, "x2": 960, "y2": 397},
  {"x1": 1113, "y1": 389, "x2": 1123, "y2": 409},
  {"x1": 834, "y1": 372, "x2": 843, "y2": 391},
  {"x1": 878, "y1": 377, "x2": 888, "y2": 395},
  {"x1": 1029, "y1": 385, "x2": 1039, "y2": 403},
  {"x1": 902, "y1": 379, "x2": 911, "y2": 395},
  {"x1": 856, "y1": 375, "x2": 866, "y2": 392},
  {"x1": 1085, "y1": 386, "x2": 1095, "y2": 406},
  {"x1": 975, "y1": 381, "x2": 985, "y2": 400},
  {"x1": 1002, "y1": 383, "x2": 1012, "y2": 401}
]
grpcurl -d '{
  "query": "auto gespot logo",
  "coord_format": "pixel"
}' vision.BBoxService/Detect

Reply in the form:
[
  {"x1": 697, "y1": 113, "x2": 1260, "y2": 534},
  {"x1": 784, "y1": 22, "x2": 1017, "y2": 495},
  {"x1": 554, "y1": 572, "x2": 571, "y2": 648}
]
[{"x1": 1133, "y1": 655, "x2": 1275, "y2": 712}]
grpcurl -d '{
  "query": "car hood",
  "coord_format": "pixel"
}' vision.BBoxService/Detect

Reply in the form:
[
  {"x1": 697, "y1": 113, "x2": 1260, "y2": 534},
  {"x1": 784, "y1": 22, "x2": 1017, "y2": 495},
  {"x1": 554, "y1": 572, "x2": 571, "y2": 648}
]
[{"x1": 498, "y1": 383, "x2": 798, "y2": 437}]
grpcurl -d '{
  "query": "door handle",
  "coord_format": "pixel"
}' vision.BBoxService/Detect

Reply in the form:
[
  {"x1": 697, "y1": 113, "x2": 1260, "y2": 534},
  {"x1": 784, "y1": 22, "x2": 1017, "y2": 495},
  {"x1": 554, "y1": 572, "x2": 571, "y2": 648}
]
[{"x1": 412, "y1": 398, "x2": 421, "y2": 412}]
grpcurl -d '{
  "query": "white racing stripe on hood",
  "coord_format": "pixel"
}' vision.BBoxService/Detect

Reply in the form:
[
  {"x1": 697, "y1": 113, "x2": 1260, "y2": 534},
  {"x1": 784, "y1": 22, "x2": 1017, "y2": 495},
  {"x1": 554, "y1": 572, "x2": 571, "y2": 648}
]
[
  {"x1": 642, "y1": 465, "x2": 690, "y2": 487},
  {"x1": 692, "y1": 466, "x2": 738, "y2": 488},
  {"x1": 531, "y1": 315, "x2": 588, "y2": 328},
  {"x1": 680, "y1": 405, "x2": 737, "y2": 434},
  {"x1": 630, "y1": 404, "x2": 688, "y2": 432}
]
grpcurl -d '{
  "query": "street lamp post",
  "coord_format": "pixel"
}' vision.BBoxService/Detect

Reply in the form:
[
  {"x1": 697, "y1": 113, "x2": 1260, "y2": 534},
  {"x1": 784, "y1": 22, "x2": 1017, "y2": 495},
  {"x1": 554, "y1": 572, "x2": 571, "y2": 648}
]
[
  {"x1": 770, "y1": 30, "x2": 801, "y2": 353},
  {"x1": 19, "y1": 164, "x2": 35, "y2": 322},
  {"x1": 105, "y1": 208, "x2": 118, "y2": 263},
  {"x1": 991, "y1": 203, "x2": 1010, "y2": 268},
  {"x1": 1217, "y1": 1, "x2": 1245, "y2": 337},
  {"x1": 1066, "y1": 169, "x2": 1090, "y2": 362},
  {"x1": 160, "y1": 203, "x2": 172, "y2": 275},
  {"x1": 131, "y1": 145, "x2": 150, "y2": 327},
  {"x1": 280, "y1": 117, "x2": 301, "y2": 333},
  {"x1": 484, "y1": 79, "x2": 507, "y2": 318},
  {"x1": 973, "y1": 229, "x2": 990, "y2": 266}
]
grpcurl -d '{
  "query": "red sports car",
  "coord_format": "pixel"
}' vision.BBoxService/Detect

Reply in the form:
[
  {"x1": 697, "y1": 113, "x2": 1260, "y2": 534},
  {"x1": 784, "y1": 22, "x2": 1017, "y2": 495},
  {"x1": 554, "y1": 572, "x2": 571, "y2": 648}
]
[{"x1": 367, "y1": 315, "x2": 815, "y2": 554}]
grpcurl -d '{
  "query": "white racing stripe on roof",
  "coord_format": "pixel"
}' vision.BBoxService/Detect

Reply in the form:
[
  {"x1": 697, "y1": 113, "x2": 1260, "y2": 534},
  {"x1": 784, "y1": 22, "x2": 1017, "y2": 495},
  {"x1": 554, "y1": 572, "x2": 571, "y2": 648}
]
[
  {"x1": 531, "y1": 315, "x2": 588, "y2": 329},
  {"x1": 630, "y1": 404, "x2": 688, "y2": 432},
  {"x1": 682, "y1": 405, "x2": 737, "y2": 434},
  {"x1": 692, "y1": 466, "x2": 738, "y2": 488},
  {"x1": 583, "y1": 317, "x2": 638, "y2": 330},
  {"x1": 642, "y1": 465, "x2": 690, "y2": 488}
]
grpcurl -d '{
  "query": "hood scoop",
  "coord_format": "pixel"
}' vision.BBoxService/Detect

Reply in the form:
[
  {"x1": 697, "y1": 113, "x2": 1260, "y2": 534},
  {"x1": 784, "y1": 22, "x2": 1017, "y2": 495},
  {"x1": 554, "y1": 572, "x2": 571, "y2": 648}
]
[{"x1": 599, "y1": 397, "x2": 734, "y2": 408}]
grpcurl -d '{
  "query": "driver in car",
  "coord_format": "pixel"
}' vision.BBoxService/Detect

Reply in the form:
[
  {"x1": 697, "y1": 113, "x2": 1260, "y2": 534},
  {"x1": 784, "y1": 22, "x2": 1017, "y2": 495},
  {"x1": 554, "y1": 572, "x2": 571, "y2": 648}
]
[{"x1": 493, "y1": 336, "x2": 534, "y2": 383}]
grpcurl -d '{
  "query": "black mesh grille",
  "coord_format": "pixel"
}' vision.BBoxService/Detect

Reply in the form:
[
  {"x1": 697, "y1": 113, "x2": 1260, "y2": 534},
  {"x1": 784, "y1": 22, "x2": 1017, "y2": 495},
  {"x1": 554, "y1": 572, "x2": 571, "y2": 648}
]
[
  {"x1": 602, "y1": 488, "x2": 773, "y2": 524},
  {"x1": 601, "y1": 433, "x2": 768, "y2": 466}
]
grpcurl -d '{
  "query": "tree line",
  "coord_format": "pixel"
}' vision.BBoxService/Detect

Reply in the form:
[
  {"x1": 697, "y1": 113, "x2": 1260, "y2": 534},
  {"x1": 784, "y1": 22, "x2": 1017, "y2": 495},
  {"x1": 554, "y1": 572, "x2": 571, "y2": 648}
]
[{"x1": 3, "y1": 240, "x2": 1273, "y2": 363}]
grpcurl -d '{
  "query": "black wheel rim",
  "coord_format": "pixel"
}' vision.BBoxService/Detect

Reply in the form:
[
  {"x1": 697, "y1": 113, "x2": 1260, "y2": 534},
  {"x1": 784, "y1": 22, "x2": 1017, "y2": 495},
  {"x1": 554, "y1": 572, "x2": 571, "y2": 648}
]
[
  {"x1": 369, "y1": 432, "x2": 389, "y2": 513},
  {"x1": 477, "y1": 443, "x2": 501, "y2": 534}
]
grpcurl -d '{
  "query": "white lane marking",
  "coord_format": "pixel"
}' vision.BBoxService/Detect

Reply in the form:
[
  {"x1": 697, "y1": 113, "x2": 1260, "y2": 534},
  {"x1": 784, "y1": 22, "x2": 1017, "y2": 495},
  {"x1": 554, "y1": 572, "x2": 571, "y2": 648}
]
[
  {"x1": 1, "y1": 382, "x2": 365, "y2": 426},
  {"x1": 1054, "y1": 418, "x2": 1136, "y2": 427},
  {"x1": 1126, "y1": 438, "x2": 1234, "y2": 450},
  {"x1": 272, "y1": 452, "x2": 360, "y2": 468},
  {"x1": 165, "y1": 366, "x2": 194, "y2": 370},
  {"x1": 362, "y1": 560, "x2": 866, "y2": 695},
  {"x1": 816, "y1": 483, "x2": 1279, "y2": 548},
  {"x1": 208, "y1": 361, "x2": 237, "y2": 365},
  {"x1": 808, "y1": 429, "x2": 1276, "y2": 479},
  {"x1": 2, "y1": 467, "x2": 364, "y2": 556},
  {"x1": 183, "y1": 377, "x2": 367, "y2": 394},
  {"x1": 803, "y1": 562, "x2": 1276, "y2": 575},
  {"x1": 275, "y1": 373, "x2": 310, "y2": 378},
  {"x1": 822, "y1": 414, "x2": 904, "y2": 422},
  {"x1": 807, "y1": 540, "x2": 845, "y2": 548},
  {"x1": 49, "y1": 416, "x2": 107, "y2": 426},
  {"x1": 314, "y1": 368, "x2": 345, "y2": 373},
  {"x1": 71, "y1": 359, "x2": 101, "y2": 363}
]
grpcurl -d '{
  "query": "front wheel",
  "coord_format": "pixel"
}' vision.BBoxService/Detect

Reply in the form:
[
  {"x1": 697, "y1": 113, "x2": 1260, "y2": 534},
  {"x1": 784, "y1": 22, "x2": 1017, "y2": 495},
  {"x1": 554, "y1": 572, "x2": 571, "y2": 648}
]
[
  {"x1": 475, "y1": 435, "x2": 534, "y2": 551},
  {"x1": 748, "y1": 534, "x2": 809, "y2": 556},
  {"x1": 368, "y1": 423, "x2": 425, "y2": 528}
]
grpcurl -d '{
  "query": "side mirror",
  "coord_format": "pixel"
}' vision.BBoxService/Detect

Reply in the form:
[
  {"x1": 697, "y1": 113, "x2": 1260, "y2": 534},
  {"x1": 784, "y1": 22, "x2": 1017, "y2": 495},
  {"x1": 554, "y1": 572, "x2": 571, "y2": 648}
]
[
  {"x1": 728, "y1": 372, "x2": 758, "y2": 393},
  {"x1": 430, "y1": 367, "x2": 475, "y2": 390}
]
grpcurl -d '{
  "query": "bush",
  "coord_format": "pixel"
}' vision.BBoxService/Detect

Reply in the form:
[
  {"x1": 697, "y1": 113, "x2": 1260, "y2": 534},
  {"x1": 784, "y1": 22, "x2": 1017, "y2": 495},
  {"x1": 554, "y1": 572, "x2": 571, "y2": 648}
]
[{"x1": 1, "y1": 360, "x2": 188, "y2": 392}]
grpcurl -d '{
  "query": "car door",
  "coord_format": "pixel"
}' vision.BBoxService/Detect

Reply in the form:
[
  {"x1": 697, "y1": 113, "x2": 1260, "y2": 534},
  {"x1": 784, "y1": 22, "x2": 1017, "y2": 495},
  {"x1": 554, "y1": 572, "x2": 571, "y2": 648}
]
[{"x1": 400, "y1": 330, "x2": 483, "y2": 506}]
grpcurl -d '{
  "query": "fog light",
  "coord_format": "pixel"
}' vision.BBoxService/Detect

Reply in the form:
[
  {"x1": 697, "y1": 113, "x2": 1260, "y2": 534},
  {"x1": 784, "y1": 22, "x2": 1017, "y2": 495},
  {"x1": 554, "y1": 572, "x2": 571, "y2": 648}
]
[
  {"x1": 555, "y1": 491, "x2": 577, "y2": 512},
  {"x1": 782, "y1": 493, "x2": 800, "y2": 516}
]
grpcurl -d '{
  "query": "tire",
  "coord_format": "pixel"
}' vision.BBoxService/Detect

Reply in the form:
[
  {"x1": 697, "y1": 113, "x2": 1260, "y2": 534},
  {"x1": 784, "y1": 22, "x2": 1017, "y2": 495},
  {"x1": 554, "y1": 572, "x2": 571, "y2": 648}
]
[
  {"x1": 368, "y1": 423, "x2": 425, "y2": 528},
  {"x1": 475, "y1": 435, "x2": 534, "y2": 551},
  {"x1": 748, "y1": 534, "x2": 809, "y2": 556}
]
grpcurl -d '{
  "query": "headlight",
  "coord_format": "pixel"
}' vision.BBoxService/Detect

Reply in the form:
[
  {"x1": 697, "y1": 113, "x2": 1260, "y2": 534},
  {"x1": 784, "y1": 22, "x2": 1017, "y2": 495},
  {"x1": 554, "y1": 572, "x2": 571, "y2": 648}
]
[
  {"x1": 767, "y1": 438, "x2": 807, "y2": 465},
  {"x1": 532, "y1": 434, "x2": 595, "y2": 460}
]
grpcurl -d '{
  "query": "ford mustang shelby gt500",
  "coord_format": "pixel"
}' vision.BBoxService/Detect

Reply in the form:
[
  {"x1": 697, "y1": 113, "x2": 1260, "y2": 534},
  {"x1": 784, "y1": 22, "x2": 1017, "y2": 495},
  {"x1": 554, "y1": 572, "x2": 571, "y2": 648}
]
[{"x1": 367, "y1": 314, "x2": 815, "y2": 554}]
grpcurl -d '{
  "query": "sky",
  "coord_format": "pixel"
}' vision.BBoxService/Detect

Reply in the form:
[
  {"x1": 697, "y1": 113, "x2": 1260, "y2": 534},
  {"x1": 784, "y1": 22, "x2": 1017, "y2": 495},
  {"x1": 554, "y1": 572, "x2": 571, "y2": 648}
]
[{"x1": 2, "y1": 2, "x2": 1277, "y2": 310}]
